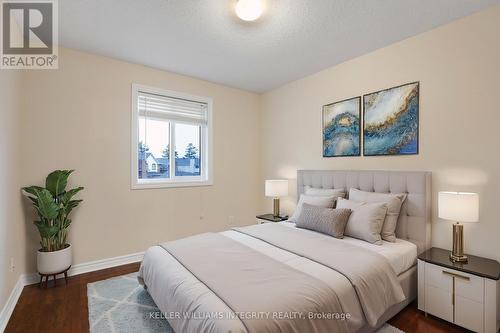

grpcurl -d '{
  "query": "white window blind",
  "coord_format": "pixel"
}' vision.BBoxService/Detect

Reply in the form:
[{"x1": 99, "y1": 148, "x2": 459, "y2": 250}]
[
  {"x1": 138, "y1": 91, "x2": 208, "y2": 124},
  {"x1": 132, "y1": 84, "x2": 213, "y2": 189}
]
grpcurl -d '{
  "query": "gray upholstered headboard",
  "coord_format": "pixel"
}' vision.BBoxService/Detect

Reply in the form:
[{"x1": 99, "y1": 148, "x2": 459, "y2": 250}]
[{"x1": 297, "y1": 170, "x2": 431, "y2": 254}]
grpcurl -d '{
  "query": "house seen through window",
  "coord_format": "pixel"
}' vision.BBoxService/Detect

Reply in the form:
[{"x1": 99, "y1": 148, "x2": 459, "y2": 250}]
[{"x1": 132, "y1": 85, "x2": 212, "y2": 188}]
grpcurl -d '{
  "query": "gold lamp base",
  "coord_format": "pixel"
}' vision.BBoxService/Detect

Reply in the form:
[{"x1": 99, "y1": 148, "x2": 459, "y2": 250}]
[
  {"x1": 273, "y1": 198, "x2": 280, "y2": 217},
  {"x1": 450, "y1": 253, "x2": 468, "y2": 263},
  {"x1": 450, "y1": 222, "x2": 468, "y2": 263}
]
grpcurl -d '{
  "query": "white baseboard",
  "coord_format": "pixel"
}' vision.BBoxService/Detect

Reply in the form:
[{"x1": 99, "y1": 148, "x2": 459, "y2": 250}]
[
  {"x1": 23, "y1": 251, "x2": 144, "y2": 285},
  {"x1": 68, "y1": 251, "x2": 144, "y2": 277},
  {"x1": 0, "y1": 277, "x2": 24, "y2": 333},
  {"x1": 0, "y1": 251, "x2": 144, "y2": 332}
]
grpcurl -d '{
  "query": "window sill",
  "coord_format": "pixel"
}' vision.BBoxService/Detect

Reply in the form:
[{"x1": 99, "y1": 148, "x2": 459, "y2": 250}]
[{"x1": 131, "y1": 179, "x2": 213, "y2": 190}]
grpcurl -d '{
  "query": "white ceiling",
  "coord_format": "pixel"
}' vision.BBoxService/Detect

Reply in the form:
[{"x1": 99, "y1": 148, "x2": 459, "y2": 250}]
[{"x1": 60, "y1": 0, "x2": 500, "y2": 93}]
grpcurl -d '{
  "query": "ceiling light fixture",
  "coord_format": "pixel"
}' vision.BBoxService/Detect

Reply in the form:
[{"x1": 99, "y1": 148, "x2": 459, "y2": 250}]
[{"x1": 235, "y1": 0, "x2": 263, "y2": 22}]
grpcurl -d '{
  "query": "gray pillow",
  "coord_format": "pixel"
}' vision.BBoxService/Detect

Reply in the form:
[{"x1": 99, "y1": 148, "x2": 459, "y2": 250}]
[
  {"x1": 296, "y1": 203, "x2": 352, "y2": 238},
  {"x1": 337, "y1": 199, "x2": 388, "y2": 245},
  {"x1": 289, "y1": 194, "x2": 336, "y2": 222},
  {"x1": 348, "y1": 188, "x2": 407, "y2": 242}
]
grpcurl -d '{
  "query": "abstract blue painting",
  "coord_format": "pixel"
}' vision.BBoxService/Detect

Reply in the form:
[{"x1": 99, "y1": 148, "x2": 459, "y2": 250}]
[
  {"x1": 323, "y1": 97, "x2": 361, "y2": 157},
  {"x1": 363, "y1": 82, "x2": 419, "y2": 156}
]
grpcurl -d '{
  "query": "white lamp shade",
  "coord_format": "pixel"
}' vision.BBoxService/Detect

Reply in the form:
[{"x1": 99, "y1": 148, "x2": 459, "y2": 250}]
[
  {"x1": 438, "y1": 192, "x2": 479, "y2": 223},
  {"x1": 265, "y1": 180, "x2": 288, "y2": 197}
]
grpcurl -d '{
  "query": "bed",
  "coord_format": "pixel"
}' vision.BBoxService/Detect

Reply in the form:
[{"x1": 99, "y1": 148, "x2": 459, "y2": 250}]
[{"x1": 138, "y1": 170, "x2": 431, "y2": 333}]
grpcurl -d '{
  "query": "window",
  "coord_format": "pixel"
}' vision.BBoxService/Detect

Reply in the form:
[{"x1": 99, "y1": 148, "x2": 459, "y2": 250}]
[{"x1": 132, "y1": 84, "x2": 212, "y2": 189}]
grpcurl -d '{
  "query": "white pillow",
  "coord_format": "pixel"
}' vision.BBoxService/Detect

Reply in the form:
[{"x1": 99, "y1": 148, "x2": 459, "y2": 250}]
[
  {"x1": 348, "y1": 188, "x2": 407, "y2": 242},
  {"x1": 289, "y1": 194, "x2": 336, "y2": 223},
  {"x1": 337, "y1": 198, "x2": 388, "y2": 245},
  {"x1": 304, "y1": 186, "x2": 345, "y2": 198}
]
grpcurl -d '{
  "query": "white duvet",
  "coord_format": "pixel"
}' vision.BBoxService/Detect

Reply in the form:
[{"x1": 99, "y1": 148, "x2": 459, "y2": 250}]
[{"x1": 138, "y1": 222, "x2": 417, "y2": 333}]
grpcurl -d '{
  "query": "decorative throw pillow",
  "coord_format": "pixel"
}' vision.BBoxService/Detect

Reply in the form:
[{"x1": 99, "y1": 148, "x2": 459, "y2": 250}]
[
  {"x1": 337, "y1": 198, "x2": 388, "y2": 245},
  {"x1": 348, "y1": 188, "x2": 407, "y2": 242},
  {"x1": 288, "y1": 194, "x2": 336, "y2": 223},
  {"x1": 296, "y1": 203, "x2": 352, "y2": 238}
]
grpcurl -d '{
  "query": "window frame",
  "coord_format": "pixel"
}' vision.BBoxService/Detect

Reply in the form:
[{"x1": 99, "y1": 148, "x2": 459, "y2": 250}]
[{"x1": 131, "y1": 84, "x2": 213, "y2": 189}]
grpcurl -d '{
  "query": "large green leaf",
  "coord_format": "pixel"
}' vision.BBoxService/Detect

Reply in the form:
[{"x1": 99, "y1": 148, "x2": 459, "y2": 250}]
[
  {"x1": 34, "y1": 221, "x2": 59, "y2": 239},
  {"x1": 26, "y1": 196, "x2": 38, "y2": 205},
  {"x1": 22, "y1": 186, "x2": 45, "y2": 208},
  {"x1": 60, "y1": 187, "x2": 84, "y2": 205},
  {"x1": 46, "y1": 170, "x2": 74, "y2": 197},
  {"x1": 33, "y1": 188, "x2": 59, "y2": 220},
  {"x1": 63, "y1": 199, "x2": 83, "y2": 215},
  {"x1": 22, "y1": 186, "x2": 45, "y2": 198}
]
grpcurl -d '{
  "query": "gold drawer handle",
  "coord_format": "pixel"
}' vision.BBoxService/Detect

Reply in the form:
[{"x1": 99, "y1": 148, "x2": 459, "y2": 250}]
[{"x1": 442, "y1": 270, "x2": 470, "y2": 281}]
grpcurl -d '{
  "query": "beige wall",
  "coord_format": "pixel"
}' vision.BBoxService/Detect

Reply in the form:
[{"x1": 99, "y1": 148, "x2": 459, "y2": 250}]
[
  {"x1": 19, "y1": 48, "x2": 261, "y2": 270},
  {"x1": 0, "y1": 71, "x2": 26, "y2": 311},
  {"x1": 261, "y1": 6, "x2": 500, "y2": 261}
]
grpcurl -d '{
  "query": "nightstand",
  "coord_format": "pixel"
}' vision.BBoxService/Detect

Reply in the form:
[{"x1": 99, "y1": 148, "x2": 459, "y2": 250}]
[
  {"x1": 256, "y1": 214, "x2": 288, "y2": 224},
  {"x1": 418, "y1": 247, "x2": 500, "y2": 332}
]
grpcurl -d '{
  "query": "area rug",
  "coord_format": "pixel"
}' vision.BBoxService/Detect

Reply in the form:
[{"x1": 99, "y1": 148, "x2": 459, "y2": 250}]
[{"x1": 87, "y1": 272, "x2": 404, "y2": 333}]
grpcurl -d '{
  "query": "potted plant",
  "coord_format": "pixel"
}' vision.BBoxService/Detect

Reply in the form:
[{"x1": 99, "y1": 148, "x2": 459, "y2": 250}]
[{"x1": 22, "y1": 170, "x2": 84, "y2": 275}]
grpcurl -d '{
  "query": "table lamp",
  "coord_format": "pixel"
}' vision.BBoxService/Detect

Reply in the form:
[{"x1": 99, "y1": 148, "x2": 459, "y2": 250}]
[
  {"x1": 438, "y1": 191, "x2": 479, "y2": 263},
  {"x1": 265, "y1": 180, "x2": 288, "y2": 217}
]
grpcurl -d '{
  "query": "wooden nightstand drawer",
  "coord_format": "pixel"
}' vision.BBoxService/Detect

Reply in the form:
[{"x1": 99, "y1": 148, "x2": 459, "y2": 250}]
[
  {"x1": 424, "y1": 266, "x2": 485, "y2": 331},
  {"x1": 425, "y1": 262, "x2": 453, "y2": 291},
  {"x1": 424, "y1": 284, "x2": 453, "y2": 322},
  {"x1": 426, "y1": 263, "x2": 484, "y2": 303},
  {"x1": 455, "y1": 295, "x2": 483, "y2": 332},
  {"x1": 452, "y1": 270, "x2": 484, "y2": 303}
]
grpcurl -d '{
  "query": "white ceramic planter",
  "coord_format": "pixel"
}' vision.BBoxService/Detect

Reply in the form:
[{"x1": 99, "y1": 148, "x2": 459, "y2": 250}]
[{"x1": 37, "y1": 244, "x2": 72, "y2": 274}]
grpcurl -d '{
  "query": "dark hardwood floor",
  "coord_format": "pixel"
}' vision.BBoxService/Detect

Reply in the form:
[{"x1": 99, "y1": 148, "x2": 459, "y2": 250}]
[
  {"x1": 6, "y1": 263, "x2": 468, "y2": 333},
  {"x1": 389, "y1": 303, "x2": 469, "y2": 333},
  {"x1": 5, "y1": 263, "x2": 140, "y2": 333}
]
